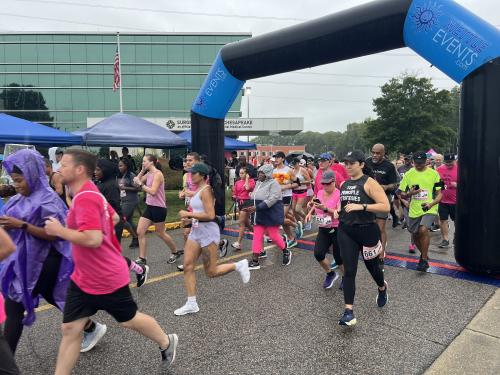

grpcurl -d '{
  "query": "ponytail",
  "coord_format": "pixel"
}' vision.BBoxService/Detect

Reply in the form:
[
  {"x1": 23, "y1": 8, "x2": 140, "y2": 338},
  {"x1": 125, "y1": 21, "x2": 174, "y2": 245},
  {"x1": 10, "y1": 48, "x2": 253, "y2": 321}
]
[{"x1": 146, "y1": 154, "x2": 162, "y2": 171}]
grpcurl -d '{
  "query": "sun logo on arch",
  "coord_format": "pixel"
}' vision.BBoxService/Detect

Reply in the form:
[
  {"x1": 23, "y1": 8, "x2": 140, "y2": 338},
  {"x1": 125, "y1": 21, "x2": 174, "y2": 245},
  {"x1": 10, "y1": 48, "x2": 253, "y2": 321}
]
[{"x1": 412, "y1": 2, "x2": 442, "y2": 32}]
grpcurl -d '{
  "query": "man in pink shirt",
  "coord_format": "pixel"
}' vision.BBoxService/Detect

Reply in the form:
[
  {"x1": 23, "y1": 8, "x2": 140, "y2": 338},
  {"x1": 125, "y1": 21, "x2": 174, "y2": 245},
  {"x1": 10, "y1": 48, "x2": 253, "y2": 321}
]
[
  {"x1": 314, "y1": 153, "x2": 345, "y2": 195},
  {"x1": 436, "y1": 153, "x2": 458, "y2": 248},
  {"x1": 44, "y1": 149, "x2": 178, "y2": 374}
]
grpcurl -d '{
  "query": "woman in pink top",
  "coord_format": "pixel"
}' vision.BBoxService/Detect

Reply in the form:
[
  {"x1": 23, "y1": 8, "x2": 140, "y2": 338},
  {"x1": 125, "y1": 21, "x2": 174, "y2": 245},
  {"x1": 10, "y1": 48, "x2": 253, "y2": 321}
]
[
  {"x1": 134, "y1": 155, "x2": 179, "y2": 265},
  {"x1": 0, "y1": 227, "x2": 19, "y2": 374},
  {"x1": 305, "y1": 170, "x2": 344, "y2": 290},
  {"x1": 231, "y1": 167, "x2": 255, "y2": 250}
]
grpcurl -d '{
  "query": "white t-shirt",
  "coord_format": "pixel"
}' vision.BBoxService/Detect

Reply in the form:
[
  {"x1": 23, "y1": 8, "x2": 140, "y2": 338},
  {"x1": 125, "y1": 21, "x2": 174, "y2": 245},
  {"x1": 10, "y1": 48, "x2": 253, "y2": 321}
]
[{"x1": 273, "y1": 166, "x2": 293, "y2": 197}]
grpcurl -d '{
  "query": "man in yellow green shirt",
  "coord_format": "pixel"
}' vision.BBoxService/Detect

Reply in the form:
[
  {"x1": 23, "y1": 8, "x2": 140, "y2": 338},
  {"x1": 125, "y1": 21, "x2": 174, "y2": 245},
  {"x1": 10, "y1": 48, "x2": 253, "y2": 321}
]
[{"x1": 398, "y1": 151, "x2": 442, "y2": 272}]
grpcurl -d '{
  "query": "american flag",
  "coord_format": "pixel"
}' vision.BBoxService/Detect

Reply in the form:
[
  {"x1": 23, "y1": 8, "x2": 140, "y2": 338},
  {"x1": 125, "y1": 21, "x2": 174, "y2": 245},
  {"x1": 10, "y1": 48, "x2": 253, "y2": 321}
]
[{"x1": 113, "y1": 48, "x2": 120, "y2": 91}]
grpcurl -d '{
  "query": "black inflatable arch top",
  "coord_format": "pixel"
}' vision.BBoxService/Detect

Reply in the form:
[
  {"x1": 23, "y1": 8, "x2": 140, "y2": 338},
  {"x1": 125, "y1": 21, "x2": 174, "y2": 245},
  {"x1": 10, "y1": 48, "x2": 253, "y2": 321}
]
[{"x1": 190, "y1": 0, "x2": 500, "y2": 274}]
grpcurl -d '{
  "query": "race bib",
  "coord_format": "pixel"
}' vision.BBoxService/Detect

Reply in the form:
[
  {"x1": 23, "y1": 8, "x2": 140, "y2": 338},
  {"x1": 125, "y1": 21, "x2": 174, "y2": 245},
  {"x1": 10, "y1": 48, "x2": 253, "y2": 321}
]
[
  {"x1": 120, "y1": 190, "x2": 126, "y2": 198},
  {"x1": 414, "y1": 190, "x2": 429, "y2": 201},
  {"x1": 185, "y1": 197, "x2": 191, "y2": 206},
  {"x1": 362, "y1": 241, "x2": 383, "y2": 260},
  {"x1": 315, "y1": 215, "x2": 332, "y2": 227}
]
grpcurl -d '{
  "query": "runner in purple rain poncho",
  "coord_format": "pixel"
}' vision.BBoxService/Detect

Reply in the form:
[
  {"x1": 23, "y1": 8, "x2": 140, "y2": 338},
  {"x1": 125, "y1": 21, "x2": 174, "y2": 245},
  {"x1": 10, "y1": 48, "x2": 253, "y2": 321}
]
[
  {"x1": 0, "y1": 149, "x2": 73, "y2": 353},
  {"x1": 0, "y1": 149, "x2": 107, "y2": 355}
]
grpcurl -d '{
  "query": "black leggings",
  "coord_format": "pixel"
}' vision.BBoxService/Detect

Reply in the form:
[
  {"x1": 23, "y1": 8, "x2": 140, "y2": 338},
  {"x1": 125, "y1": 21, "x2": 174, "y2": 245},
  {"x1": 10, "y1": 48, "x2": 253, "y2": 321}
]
[
  {"x1": 0, "y1": 327, "x2": 19, "y2": 375},
  {"x1": 122, "y1": 201, "x2": 138, "y2": 238},
  {"x1": 4, "y1": 249, "x2": 61, "y2": 353},
  {"x1": 313, "y1": 227, "x2": 343, "y2": 266},
  {"x1": 338, "y1": 223, "x2": 385, "y2": 305}
]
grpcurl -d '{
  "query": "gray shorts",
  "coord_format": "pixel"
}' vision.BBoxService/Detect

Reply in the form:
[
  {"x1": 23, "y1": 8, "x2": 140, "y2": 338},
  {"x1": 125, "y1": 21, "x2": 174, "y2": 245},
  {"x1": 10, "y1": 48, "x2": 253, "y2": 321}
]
[
  {"x1": 407, "y1": 214, "x2": 437, "y2": 234},
  {"x1": 188, "y1": 222, "x2": 221, "y2": 248}
]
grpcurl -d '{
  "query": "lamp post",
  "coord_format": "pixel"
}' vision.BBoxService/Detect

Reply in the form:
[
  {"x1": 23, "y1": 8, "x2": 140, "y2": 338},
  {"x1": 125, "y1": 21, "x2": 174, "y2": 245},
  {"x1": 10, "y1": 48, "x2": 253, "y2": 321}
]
[{"x1": 243, "y1": 86, "x2": 252, "y2": 118}]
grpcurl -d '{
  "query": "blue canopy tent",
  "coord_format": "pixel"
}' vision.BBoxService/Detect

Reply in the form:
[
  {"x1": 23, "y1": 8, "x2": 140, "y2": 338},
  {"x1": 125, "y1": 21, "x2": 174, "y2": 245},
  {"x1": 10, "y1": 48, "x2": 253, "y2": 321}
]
[
  {"x1": 0, "y1": 113, "x2": 83, "y2": 146},
  {"x1": 74, "y1": 113, "x2": 187, "y2": 148},
  {"x1": 178, "y1": 130, "x2": 256, "y2": 150}
]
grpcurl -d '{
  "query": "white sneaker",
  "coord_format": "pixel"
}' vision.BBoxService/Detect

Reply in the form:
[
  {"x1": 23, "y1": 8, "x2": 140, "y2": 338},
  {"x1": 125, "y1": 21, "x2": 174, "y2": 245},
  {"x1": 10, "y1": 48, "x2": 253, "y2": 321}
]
[
  {"x1": 80, "y1": 322, "x2": 107, "y2": 353},
  {"x1": 174, "y1": 302, "x2": 199, "y2": 316},
  {"x1": 231, "y1": 241, "x2": 242, "y2": 250},
  {"x1": 236, "y1": 259, "x2": 250, "y2": 284}
]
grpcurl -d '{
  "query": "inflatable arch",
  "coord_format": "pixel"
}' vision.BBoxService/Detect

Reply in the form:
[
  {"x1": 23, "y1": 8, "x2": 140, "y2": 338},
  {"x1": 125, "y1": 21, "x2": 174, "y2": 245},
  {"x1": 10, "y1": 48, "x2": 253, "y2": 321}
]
[{"x1": 190, "y1": 0, "x2": 500, "y2": 274}]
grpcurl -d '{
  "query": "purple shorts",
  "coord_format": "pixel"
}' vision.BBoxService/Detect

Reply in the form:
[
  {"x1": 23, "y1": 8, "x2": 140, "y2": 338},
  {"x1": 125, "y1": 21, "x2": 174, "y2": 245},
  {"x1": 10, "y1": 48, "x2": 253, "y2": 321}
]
[{"x1": 188, "y1": 222, "x2": 220, "y2": 248}]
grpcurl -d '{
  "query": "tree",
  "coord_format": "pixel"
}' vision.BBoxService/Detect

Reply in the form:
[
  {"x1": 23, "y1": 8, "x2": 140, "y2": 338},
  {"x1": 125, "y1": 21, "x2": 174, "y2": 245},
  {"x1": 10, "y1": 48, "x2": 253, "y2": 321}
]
[
  {"x1": 364, "y1": 76, "x2": 456, "y2": 154},
  {"x1": 0, "y1": 83, "x2": 54, "y2": 127}
]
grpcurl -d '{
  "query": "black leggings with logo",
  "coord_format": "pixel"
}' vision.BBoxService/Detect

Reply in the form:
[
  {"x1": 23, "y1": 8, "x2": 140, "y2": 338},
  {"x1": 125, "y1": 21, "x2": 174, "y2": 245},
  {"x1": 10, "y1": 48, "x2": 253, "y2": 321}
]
[{"x1": 338, "y1": 223, "x2": 385, "y2": 305}]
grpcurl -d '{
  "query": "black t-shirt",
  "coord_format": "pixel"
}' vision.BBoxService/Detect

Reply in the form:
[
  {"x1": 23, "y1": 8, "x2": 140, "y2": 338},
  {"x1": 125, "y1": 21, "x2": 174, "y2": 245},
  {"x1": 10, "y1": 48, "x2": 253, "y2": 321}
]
[
  {"x1": 339, "y1": 175, "x2": 376, "y2": 226},
  {"x1": 365, "y1": 158, "x2": 398, "y2": 186}
]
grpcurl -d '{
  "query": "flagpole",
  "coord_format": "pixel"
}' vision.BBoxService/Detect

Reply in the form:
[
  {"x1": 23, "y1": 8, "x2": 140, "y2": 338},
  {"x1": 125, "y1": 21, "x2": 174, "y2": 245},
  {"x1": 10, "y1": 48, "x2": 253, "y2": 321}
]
[{"x1": 117, "y1": 32, "x2": 123, "y2": 113}]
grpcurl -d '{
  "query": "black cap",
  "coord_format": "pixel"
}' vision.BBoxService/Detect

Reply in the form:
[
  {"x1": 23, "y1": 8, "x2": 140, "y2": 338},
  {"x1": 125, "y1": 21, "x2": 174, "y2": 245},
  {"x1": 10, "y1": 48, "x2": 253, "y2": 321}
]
[
  {"x1": 413, "y1": 151, "x2": 427, "y2": 163},
  {"x1": 343, "y1": 150, "x2": 366, "y2": 163},
  {"x1": 444, "y1": 153, "x2": 455, "y2": 162},
  {"x1": 403, "y1": 153, "x2": 412, "y2": 160},
  {"x1": 273, "y1": 151, "x2": 286, "y2": 159}
]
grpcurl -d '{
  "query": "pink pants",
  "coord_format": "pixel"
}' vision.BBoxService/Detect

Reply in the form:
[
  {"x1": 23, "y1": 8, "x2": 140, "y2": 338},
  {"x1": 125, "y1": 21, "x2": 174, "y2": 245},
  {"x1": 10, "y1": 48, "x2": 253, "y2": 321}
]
[{"x1": 252, "y1": 225, "x2": 286, "y2": 254}]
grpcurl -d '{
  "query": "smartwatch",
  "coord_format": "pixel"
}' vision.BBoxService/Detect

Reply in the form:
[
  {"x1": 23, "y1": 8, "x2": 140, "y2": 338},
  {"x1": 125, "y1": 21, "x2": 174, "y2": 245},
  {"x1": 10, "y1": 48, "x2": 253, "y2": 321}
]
[
  {"x1": 21, "y1": 222, "x2": 28, "y2": 230},
  {"x1": 362, "y1": 204, "x2": 367, "y2": 211}
]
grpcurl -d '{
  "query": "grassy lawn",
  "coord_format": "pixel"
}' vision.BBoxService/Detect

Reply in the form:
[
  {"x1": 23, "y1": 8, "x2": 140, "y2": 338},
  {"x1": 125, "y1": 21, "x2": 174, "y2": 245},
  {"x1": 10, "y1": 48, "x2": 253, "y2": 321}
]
[{"x1": 133, "y1": 190, "x2": 235, "y2": 223}]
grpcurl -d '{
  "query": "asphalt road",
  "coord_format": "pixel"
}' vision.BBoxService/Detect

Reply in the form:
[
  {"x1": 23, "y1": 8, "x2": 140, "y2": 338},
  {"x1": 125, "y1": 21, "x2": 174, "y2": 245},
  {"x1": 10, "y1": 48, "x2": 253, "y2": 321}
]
[{"x1": 13, "y1": 221, "x2": 498, "y2": 374}]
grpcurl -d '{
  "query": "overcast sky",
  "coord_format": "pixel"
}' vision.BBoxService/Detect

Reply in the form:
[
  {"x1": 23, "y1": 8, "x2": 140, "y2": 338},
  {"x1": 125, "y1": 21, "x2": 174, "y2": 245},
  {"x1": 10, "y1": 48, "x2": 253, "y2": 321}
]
[{"x1": 3, "y1": 0, "x2": 499, "y2": 132}]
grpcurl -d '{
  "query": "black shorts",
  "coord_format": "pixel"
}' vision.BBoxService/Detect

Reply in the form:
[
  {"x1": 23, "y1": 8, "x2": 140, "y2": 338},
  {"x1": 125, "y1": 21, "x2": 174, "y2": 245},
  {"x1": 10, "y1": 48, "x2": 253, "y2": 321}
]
[
  {"x1": 142, "y1": 204, "x2": 167, "y2": 223},
  {"x1": 438, "y1": 203, "x2": 456, "y2": 221},
  {"x1": 63, "y1": 281, "x2": 138, "y2": 323},
  {"x1": 282, "y1": 196, "x2": 292, "y2": 206}
]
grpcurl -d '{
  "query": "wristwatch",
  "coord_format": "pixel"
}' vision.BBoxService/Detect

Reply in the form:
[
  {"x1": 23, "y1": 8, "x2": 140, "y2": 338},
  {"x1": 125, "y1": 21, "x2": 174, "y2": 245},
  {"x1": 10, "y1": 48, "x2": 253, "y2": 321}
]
[
  {"x1": 362, "y1": 204, "x2": 368, "y2": 211},
  {"x1": 323, "y1": 208, "x2": 328, "y2": 213},
  {"x1": 21, "y1": 222, "x2": 28, "y2": 230}
]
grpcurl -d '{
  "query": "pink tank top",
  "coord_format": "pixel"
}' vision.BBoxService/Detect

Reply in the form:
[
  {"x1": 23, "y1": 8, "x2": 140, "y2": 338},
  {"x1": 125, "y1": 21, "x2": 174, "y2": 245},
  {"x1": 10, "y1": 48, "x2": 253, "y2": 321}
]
[
  {"x1": 315, "y1": 188, "x2": 340, "y2": 228},
  {"x1": 145, "y1": 171, "x2": 166, "y2": 208}
]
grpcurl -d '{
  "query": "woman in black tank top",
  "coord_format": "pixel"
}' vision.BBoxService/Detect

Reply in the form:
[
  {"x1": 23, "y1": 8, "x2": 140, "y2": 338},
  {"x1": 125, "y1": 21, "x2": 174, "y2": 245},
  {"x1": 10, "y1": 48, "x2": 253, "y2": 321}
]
[{"x1": 337, "y1": 151, "x2": 390, "y2": 327}]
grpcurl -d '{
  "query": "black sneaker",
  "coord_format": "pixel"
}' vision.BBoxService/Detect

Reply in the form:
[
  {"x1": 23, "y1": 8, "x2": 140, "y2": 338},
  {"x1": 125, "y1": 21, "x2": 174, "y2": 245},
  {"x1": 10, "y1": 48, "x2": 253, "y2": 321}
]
[
  {"x1": 259, "y1": 251, "x2": 267, "y2": 259},
  {"x1": 416, "y1": 258, "x2": 430, "y2": 272},
  {"x1": 135, "y1": 257, "x2": 147, "y2": 265},
  {"x1": 219, "y1": 239, "x2": 229, "y2": 257},
  {"x1": 248, "y1": 259, "x2": 260, "y2": 270},
  {"x1": 129, "y1": 237, "x2": 139, "y2": 249},
  {"x1": 338, "y1": 309, "x2": 356, "y2": 326},
  {"x1": 430, "y1": 224, "x2": 440, "y2": 232},
  {"x1": 282, "y1": 249, "x2": 292, "y2": 266},
  {"x1": 160, "y1": 333, "x2": 178, "y2": 370},
  {"x1": 136, "y1": 264, "x2": 149, "y2": 288},
  {"x1": 438, "y1": 239, "x2": 450, "y2": 248},
  {"x1": 167, "y1": 252, "x2": 181, "y2": 264},
  {"x1": 376, "y1": 281, "x2": 388, "y2": 307}
]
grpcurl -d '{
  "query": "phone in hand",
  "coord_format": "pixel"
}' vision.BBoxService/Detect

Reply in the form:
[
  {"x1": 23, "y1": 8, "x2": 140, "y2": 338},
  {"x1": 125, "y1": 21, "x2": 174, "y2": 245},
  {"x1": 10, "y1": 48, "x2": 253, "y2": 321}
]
[
  {"x1": 413, "y1": 184, "x2": 420, "y2": 191},
  {"x1": 313, "y1": 198, "x2": 321, "y2": 204},
  {"x1": 421, "y1": 203, "x2": 429, "y2": 212}
]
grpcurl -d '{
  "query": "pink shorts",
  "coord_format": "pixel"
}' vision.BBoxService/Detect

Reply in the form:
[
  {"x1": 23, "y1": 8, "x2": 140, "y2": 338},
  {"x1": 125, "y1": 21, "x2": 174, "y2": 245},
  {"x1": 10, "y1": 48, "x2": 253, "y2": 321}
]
[{"x1": 293, "y1": 191, "x2": 308, "y2": 200}]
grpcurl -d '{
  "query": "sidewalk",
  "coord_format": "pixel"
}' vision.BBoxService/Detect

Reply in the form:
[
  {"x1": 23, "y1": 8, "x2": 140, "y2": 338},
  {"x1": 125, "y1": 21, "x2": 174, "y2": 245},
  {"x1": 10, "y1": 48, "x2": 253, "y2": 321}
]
[{"x1": 426, "y1": 288, "x2": 500, "y2": 375}]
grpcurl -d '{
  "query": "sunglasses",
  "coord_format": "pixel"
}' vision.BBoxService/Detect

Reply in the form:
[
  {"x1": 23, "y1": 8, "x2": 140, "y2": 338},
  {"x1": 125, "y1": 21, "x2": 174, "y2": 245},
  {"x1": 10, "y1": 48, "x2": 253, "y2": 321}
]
[{"x1": 321, "y1": 181, "x2": 334, "y2": 185}]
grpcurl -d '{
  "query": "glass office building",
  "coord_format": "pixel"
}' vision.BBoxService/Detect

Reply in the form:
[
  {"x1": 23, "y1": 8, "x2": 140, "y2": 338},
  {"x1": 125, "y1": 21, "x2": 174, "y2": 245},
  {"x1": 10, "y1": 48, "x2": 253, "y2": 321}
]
[{"x1": 0, "y1": 32, "x2": 250, "y2": 131}]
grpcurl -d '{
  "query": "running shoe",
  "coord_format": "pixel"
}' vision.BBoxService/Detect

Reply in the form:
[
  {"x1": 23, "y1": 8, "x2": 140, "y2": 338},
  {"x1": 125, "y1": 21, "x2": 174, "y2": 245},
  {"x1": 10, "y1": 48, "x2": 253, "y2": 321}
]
[
  {"x1": 236, "y1": 259, "x2": 250, "y2": 283},
  {"x1": 136, "y1": 264, "x2": 149, "y2": 288},
  {"x1": 176, "y1": 264, "x2": 184, "y2": 272},
  {"x1": 392, "y1": 218, "x2": 400, "y2": 228},
  {"x1": 339, "y1": 277, "x2": 344, "y2": 290},
  {"x1": 259, "y1": 251, "x2": 267, "y2": 259},
  {"x1": 323, "y1": 271, "x2": 339, "y2": 289},
  {"x1": 295, "y1": 221, "x2": 304, "y2": 239},
  {"x1": 129, "y1": 237, "x2": 139, "y2": 249},
  {"x1": 430, "y1": 224, "x2": 440, "y2": 232},
  {"x1": 265, "y1": 235, "x2": 273, "y2": 243},
  {"x1": 160, "y1": 333, "x2": 178, "y2": 370},
  {"x1": 304, "y1": 221, "x2": 312, "y2": 231},
  {"x1": 174, "y1": 302, "x2": 199, "y2": 316},
  {"x1": 376, "y1": 281, "x2": 388, "y2": 307},
  {"x1": 438, "y1": 239, "x2": 450, "y2": 248},
  {"x1": 282, "y1": 249, "x2": 292, "y2": 266},
  {"x1": 416, "y1": 258, "x2": 430, "y2": 272},
  {"x1": 408, "y1": 244, "x2": 416, "y2": 254},
  {"x1": 338, "y1": 309, "x2": 356, "y2": 326},
  {"x1": 167, "y1": 252, "x2": 182, "y2": 264},
  {"x1": 231, "y1": 241, "x2": 242, "y2": 250},
  {"x1": 330, "y1": 260, "x2": 338, "y2": 270},
  {"x1": 219, "y1": 239, "x2": 229, "y2": 257},
  {"x1": 402, "y1": 222, "x2": 408, "y2": 230},
  {"x1": 135, "y1": 257, "x2": 147, "y2": 265},
  {"x1": 80, "y1": 322, "x2": 107, "y2": 353},
  {"x1": 287, "y1": 239, "x2": 298, "y2": 249},
  {"x1": 248, "y1": 259, "x2": 261, "y2": 270}
]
